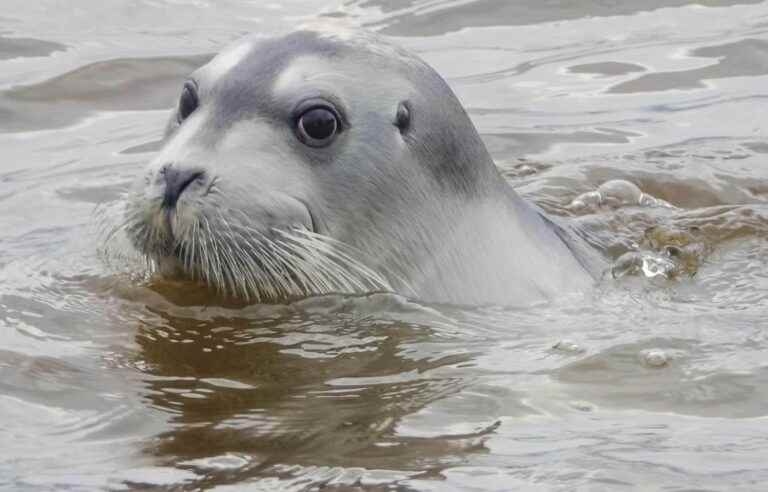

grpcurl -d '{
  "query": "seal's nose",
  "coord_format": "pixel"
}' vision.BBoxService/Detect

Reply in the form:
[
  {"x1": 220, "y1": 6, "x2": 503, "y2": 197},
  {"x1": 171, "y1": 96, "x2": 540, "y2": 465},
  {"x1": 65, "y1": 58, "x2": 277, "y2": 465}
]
[{"x1": 160, "y1": 166, "x2": 205, "y2": 208}]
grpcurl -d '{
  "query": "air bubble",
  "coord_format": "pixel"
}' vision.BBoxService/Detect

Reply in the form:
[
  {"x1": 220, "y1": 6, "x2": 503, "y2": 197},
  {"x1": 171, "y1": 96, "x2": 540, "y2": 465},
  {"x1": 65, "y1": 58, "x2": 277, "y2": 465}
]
[
  {"x1": 568, "y1": 179, "x2": 675, "y2": 213},
  {"x1": 553, "y1": 339, "x2": 585, "y2": 353},
  {"x1": 640, "y1": 349, "x2": 669, "y2": 368}
]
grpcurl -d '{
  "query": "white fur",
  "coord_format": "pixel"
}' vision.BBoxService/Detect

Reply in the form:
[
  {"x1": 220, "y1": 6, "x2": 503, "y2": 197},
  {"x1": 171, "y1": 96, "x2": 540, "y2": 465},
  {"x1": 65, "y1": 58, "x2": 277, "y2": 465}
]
[{"x1": 205, "y1": 41, "x2": 253, "y2": 80}]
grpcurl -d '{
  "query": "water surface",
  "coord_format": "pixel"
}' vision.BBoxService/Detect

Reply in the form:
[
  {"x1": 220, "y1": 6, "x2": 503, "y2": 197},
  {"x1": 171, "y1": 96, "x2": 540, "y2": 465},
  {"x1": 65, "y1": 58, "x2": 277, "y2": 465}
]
[{"x1": 2, "y1": 0, "x2": 768, "y2": 490}]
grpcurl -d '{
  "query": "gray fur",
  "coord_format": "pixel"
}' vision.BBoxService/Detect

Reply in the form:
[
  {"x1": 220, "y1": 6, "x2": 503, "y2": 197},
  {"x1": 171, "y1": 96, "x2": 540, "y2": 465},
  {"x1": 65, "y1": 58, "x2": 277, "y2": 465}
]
[{"x1": 126, "y1": 27, "x2": 603, "y2": 306}]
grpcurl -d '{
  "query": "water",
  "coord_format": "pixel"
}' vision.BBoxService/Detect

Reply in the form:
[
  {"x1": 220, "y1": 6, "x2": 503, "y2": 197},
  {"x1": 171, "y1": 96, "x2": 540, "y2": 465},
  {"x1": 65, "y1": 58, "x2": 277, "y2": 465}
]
[{"x1": 2, "y1": 1, "x2": 768, "y2": 490}]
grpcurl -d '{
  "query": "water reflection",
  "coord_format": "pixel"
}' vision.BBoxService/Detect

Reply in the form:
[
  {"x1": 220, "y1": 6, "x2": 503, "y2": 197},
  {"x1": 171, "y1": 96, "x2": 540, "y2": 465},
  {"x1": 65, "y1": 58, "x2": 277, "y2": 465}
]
[
  {"x1": 348, "y1": 0, "x2": 765, "y2": 36},
  {"x1": 0, "y1": 36, "x2": 65, "y2": 60},
  {"x1": 608, "y1": 39, "x2": 768, "y2": 93},
  {"x1": 132, "y1": 291, "x2": 486, "y2": 485},
  {"x1": 0, "y1": 55, "x2": 212, "y2": 133}
]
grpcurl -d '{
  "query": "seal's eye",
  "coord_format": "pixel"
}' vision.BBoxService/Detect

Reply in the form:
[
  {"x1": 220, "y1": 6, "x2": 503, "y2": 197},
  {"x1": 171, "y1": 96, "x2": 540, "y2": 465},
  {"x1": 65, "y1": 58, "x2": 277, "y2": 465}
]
[
  {"x1": 177, "y1": 81, "x2": 199, "y2": 123},
  {"x1": 296, "y1": 107, "x2": 339, "y2": 147}
]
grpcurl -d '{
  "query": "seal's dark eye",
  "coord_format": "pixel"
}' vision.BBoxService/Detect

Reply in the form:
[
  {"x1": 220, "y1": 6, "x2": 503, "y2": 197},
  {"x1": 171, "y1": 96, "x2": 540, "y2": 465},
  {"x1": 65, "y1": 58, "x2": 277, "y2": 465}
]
[
  {"x1": 177, "y1": 81, "x2": 199, "y2": 123},
  {"x1": 395, "y1": 101, "x2": 411, "y2": 133},
  {"x1": 296, "y1": 107, "x2": 339, "y2": 147}
]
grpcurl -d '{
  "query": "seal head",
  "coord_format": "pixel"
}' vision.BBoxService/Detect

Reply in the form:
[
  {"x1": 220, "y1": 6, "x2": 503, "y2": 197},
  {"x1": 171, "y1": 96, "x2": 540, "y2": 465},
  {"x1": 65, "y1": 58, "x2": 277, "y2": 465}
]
[{"x1": 123, "y1": 27, "x2": 601, "y2": 306}]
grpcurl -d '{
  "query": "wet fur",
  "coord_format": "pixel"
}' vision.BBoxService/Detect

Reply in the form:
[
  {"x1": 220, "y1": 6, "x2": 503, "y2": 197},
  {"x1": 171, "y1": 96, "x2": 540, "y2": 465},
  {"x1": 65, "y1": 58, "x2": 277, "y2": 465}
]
[{"x1": 114, "y1": 27, "x2": 602, "y2": 306}]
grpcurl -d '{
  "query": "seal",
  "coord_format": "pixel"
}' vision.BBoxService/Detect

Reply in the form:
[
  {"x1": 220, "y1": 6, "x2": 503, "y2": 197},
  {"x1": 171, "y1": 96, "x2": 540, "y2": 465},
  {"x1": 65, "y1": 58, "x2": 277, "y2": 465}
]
[{"x1": 121, "y1": 25, "x2": 603, "y2": 306}]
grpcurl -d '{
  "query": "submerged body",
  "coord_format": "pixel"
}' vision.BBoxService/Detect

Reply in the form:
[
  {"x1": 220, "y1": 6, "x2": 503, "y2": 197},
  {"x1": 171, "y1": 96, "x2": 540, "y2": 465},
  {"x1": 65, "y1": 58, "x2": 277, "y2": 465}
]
[{"x1": 122, "y1": 26, "x2": 602, "y2": 306}]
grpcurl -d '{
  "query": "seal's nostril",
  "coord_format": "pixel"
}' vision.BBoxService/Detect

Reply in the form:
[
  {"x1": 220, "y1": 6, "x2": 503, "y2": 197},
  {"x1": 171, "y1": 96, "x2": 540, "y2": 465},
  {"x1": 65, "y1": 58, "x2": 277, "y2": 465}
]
[{"x1": 161, "y1": 167, "x2": 205, "y2": 208}]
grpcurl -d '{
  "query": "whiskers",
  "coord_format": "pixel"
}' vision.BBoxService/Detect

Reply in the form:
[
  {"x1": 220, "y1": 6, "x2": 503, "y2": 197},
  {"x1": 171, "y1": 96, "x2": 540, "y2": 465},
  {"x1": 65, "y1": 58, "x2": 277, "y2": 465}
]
[
  {"x1": 94, "y1": 199, "x2": 161, "y2": 279},
  {"x1": 95, "y1": 199, "x2": 394, "y2": 302}
]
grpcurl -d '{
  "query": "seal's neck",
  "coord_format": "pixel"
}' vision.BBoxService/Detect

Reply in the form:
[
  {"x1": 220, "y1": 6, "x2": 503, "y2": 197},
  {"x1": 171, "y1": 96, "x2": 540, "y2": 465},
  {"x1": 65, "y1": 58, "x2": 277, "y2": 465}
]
[{"x1": 387, "y1": 183, "x2": 600, "y2": 306}]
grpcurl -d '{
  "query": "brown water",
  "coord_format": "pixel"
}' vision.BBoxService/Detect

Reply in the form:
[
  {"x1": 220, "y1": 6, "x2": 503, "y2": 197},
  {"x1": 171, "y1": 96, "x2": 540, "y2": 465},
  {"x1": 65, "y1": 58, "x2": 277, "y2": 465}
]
[{"x1": 2, "y1": 1, "x2": 768, "y2": 490}]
